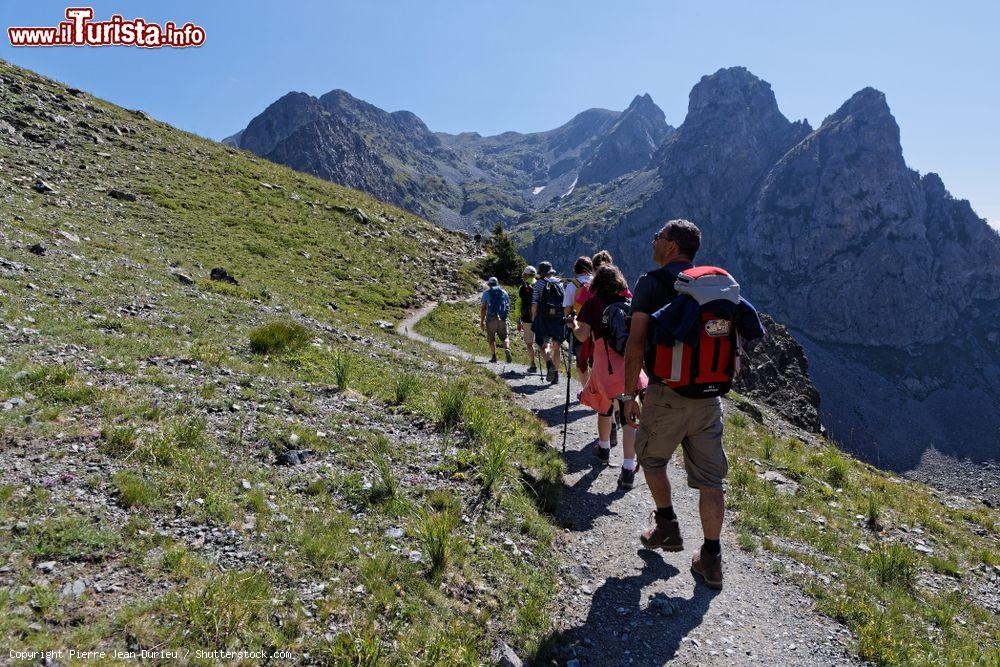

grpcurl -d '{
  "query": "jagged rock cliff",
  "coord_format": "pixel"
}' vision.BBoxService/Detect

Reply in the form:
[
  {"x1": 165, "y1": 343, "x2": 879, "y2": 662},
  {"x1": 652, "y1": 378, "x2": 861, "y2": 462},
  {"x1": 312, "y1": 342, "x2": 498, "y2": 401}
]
[
  {"x1": 735, "y1": 314, "x2": 822, "y2": 433},
  {"x1": 518, "y1": 68, "x2": 1000, "y2": 493}
]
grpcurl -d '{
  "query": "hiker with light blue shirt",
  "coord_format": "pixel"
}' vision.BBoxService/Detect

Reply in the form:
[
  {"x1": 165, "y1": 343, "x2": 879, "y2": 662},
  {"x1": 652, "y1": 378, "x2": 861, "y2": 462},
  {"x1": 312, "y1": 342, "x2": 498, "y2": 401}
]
[{"x1": 480, "y1": 277, "x2": 513, "y2": 363}]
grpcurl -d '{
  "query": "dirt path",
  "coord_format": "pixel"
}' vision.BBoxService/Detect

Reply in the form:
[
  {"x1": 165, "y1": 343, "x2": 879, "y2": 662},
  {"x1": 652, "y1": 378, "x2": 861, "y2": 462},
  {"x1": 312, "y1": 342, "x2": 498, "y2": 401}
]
[{"x1": 400, "y1": 304, "x2": 861, "y2": 666}]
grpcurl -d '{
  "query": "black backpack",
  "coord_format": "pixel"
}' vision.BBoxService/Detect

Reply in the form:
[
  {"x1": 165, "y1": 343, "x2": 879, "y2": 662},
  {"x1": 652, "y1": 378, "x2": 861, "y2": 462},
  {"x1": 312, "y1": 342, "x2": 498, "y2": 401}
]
[
  {"x1": 600, "y1": 297, "x2": 631, "y2": 375},
  {"x1": 601, "y1": 298, "x2": 631, "y2": 357},
  {"x1": 540, "y1": 279, "x2": 565, "y2": 320}
]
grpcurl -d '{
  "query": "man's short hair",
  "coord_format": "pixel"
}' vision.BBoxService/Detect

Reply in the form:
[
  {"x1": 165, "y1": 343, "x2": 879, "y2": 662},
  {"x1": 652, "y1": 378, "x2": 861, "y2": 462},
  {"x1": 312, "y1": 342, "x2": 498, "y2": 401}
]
[
  {"x1": 662, "y1": 219, "x2": 701, "y2": 259},
  {"x1": 573, "y1": 256, "x2": 594, "y2": 275}
]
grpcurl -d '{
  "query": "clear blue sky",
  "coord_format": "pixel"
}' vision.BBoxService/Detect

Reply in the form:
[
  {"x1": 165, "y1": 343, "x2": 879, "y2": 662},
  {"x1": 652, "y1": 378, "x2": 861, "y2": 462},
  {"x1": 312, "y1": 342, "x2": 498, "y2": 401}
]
[{"x1": 2, "y1": 0, "x2": 998, "y2": 227}]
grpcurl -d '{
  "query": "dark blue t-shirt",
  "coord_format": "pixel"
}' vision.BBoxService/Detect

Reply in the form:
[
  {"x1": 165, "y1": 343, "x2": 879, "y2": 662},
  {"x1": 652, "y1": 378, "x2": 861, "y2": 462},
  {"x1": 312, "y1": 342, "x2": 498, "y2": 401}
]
[{"x1": 631, "y1": 261, "x2": 694, "y2": 381}]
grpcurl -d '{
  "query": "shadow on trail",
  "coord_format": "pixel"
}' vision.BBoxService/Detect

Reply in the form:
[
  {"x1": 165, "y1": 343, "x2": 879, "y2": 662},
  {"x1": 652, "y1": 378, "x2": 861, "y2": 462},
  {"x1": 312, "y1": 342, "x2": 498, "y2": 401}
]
[
  {"x1": 506, "y1": 378, "x2": 555, "y2": 396},
  {"x1": 534, "y1": 403, "x2": 591, "y2": 430},
  {"x1": 534, "y1": 550, "x2": 718, "y2": 666}
]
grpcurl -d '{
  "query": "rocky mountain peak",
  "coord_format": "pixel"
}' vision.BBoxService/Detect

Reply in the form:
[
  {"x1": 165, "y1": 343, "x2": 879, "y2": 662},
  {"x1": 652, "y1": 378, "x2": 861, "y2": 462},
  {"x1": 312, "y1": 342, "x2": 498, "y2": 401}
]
[
  {"x1": 818, "y1": 86, "x2": 901, "y2": 158},
  {"x1": 577, "y1": 93, "x2": 671, "y2": 185},
  {"x1": 237, "y1": 91, "x2": 324, "y2": 157},
  {"x1": 686, "y1": 66, "x2": 781, "y2": 122},
  {"x1": 626, "y1": 92, "x2": 659, "y2": 114}
]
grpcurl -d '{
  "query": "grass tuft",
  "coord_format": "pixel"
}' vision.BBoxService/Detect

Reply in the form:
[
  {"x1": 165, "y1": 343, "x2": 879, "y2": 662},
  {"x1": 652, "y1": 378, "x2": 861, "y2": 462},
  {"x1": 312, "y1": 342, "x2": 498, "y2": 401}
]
[
  {"x1": 416, "y1": 508, "x2": 459, "y2": 579},
  {"x1": 392, "y1": 370, "x2": 419, "y2": 405},
  {"x1": 437, "y1": 379, "x2": 469, "y2": 430},
  {"x1": 331, "y1": 352, "x2": 354, "y2": 390},
  {"x1": 866, "y1": 542, "x2": 917, "y2": 589},
  {"x1": 249, "y1": 320, "x2": 311, "y2": 354},
  {"x1": 113, "y1": 471, "x2": 157, "y2": 508}
]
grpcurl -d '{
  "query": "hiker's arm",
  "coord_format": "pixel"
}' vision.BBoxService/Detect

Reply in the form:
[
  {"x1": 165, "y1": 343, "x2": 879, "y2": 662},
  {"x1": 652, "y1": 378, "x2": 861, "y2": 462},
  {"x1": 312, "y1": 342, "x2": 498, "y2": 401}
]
[
  {"x1": 573, "y1": 319, "x2": 591, "y2": 343},
  {"x1": 480, "y1": 302, "x2": 487, "y2": 330},
  {"x1": 531, "y1": 302, "x2": 538, "y2": 321},
  {"x1": 623, "y1": 311, "x2": 649, "y2": 423}
]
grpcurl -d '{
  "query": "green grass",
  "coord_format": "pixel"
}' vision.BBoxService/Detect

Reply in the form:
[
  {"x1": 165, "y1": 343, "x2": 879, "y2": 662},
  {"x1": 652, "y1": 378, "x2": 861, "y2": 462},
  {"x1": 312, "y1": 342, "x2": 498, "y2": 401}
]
[
  {"x1": 866, "y1": 543, "x2": 917, "y2": 589},
  {"x1": 416, "y1": 508, "x2": 459, "y2": 579},
  {"x1": 0, "y1": 58, "x2": 561, "y2": 662},
  {"x1": 392, "y1": 370, "x2": 419, "y2": 405},
  {"x1": 415, "y1": 298, "x2": 533, "y2": 365},
  {"x1": 113, "y1": 471, "x2": 158, "y2": 509},
  {"x1": 437, "y1": 378, "x2": 470, "y2": 429},
  {"x1": 249, "y1": 320, "x2": 312, "y2": 354}
]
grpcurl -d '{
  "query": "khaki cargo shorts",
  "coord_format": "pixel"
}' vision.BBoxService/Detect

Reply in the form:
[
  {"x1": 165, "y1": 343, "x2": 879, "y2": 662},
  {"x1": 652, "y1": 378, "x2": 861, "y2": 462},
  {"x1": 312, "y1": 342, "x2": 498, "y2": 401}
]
[
  {"x1": 522, "y1": 321, "x2": 535, "y2": 348},
  {"x1": 486, "y1": 316, "x2": 508, "y2": 344},
  {"x1": 634, "y1": 383, "x2": 727, "y2": 490}
]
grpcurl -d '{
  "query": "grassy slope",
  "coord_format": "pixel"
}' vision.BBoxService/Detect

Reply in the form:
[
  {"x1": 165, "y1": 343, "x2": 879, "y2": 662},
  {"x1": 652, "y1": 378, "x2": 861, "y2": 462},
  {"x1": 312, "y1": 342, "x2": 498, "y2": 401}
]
[
  {"x1": 416, "y1": 299, "x2": 1000, "y2": 666},
  {"x1": 416, "y1": 290, "x2": 534, "y2": 366},
  {"x1": 0, "y1": 60, "x2": 563, "y2": 663}
]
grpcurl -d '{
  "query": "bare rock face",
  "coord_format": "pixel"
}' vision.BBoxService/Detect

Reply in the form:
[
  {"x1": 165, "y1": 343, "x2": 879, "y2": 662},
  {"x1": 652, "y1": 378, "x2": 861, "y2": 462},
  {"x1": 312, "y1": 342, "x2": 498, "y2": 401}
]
[
  {"x1": 238, "y1": 92, "x2": 326, "y2": 157},
  {"x1": 741, "y1": 88, "x2": 1000, "y2": 349},
  {"x1": 263, "y1": 114, "x2": 406, "y2": 210},
  {"x1": 734, "y1": 314, "x2": 821, "y2": 433},
  {"x1": 577, "y1": 93, "x2": 673, "y2": 186}
]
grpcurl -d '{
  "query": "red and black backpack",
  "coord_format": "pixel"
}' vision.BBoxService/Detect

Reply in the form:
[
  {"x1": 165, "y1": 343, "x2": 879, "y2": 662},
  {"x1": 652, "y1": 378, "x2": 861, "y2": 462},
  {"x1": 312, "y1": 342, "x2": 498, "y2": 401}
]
[{"x1": 648, "y1": 266, "x2": 742, "y2": 398}]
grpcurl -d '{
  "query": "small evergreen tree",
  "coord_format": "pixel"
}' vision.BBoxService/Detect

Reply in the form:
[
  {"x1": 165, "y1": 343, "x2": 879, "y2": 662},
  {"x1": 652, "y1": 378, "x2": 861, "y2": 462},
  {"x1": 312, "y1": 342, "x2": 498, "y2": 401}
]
[{"x1": 482, "y1": 222, "x2": 526, "y2": 285}]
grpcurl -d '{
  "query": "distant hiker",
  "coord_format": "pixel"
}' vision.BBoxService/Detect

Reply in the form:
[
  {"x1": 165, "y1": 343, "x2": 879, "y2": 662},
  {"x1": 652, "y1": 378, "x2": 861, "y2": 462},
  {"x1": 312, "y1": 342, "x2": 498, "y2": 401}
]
[
  {"x1": 622, "y1": 219, "x2": 764, "y2": 590},
  {"x1": 564, "y1": 256, "x2": 595, "y2": 386},
  {"x1": 517, "y1": 265, "x2": 539, "y2": 373},
  {"x1": 591, "y1": 249, "x2": 613, "y2": 270},
  {"x1": 572, "y1": 264, "x2": 648, "y2": 488},
  {"x1": 480, "y1": 277, "x2": 513, "y2": 363},
  {"x1": 530, "y1": 261, "x2": 566, "y2": 383}
]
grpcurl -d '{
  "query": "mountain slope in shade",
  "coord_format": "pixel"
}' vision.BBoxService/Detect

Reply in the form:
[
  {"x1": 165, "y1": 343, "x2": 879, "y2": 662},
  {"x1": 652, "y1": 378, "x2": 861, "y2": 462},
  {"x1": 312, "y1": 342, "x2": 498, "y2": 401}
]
[{"x1": 518, "y1": 68, "x2": 1000, "y2": 496}]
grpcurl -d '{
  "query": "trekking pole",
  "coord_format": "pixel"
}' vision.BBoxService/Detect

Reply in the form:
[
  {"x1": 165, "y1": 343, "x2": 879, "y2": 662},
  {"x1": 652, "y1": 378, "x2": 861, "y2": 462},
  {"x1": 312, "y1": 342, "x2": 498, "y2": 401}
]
[{"x1": 562, "y1": 330, "x2": 573, "y2": 454}]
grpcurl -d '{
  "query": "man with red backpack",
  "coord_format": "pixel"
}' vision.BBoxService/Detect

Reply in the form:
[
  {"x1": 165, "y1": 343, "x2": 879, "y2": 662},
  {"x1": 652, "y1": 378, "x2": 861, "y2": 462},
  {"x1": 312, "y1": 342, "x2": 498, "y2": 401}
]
[{"x1": 622, "y1": 219, "x2": 763, "y2": 591}]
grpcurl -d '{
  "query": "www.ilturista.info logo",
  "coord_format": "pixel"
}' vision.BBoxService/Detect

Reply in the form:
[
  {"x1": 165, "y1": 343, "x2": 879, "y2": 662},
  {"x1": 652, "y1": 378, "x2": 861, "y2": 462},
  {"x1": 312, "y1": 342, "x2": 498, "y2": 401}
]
[{"x1": 8, "y1": 7, "x2": 205, "y2": 48}]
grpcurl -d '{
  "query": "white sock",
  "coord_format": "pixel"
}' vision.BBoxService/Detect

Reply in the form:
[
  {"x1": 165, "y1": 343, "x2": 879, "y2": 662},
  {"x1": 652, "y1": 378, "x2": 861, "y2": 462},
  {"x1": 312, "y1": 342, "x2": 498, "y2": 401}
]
[
  {"x1": 622, "y1": 458, "x2": 637, "y2": 471},
  {"x1": 598, "y1": 440, "x2": 611, "y2": 450}
]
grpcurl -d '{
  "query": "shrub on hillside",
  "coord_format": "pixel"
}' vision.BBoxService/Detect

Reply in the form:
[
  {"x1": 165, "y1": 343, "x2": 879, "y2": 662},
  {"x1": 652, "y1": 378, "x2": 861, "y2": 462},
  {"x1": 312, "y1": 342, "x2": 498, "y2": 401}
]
[
  {"x1": 480, "y1": 222, "x2": 526, "y2": 285},
  {"x1": 248, "y1": 320, "x2": 311, "y2": 354}
]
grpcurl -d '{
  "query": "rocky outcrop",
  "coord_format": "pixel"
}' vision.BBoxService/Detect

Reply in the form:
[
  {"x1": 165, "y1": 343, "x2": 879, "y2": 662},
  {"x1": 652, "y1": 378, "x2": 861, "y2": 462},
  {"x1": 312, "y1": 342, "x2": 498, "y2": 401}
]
[
  {"x1": 735, "y1": 314, "x2": 821, "y2": 432},
  {"x1": 577, "y1": 94, "x2": 673, "y2": 186}
]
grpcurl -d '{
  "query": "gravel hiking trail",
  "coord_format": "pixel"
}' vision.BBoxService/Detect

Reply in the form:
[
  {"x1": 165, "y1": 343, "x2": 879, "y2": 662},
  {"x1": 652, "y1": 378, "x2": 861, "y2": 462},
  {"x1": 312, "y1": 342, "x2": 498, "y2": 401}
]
[{"x1": 400, "y1": 303, "x2": 862, "y2": 666}]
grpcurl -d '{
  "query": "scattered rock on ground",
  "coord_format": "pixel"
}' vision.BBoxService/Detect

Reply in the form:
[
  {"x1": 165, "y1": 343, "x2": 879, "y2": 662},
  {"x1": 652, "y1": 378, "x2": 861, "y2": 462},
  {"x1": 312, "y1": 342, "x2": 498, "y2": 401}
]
[{"x1": 210, "y1": 267, "x2": 238, "y2": 285}]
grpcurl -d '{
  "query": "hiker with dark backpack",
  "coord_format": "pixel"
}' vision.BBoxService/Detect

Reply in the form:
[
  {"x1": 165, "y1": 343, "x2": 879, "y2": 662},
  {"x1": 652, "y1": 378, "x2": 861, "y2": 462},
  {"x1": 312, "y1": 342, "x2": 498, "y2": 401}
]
[
  {"x1": 622, "y1": 219, "x2": 764, "y2": 590},
  {"x1": 480, "y1": 277, "x2": 513, "y2": 364},
  {"x1": 530, "y1": 261, "x2": 567, "y2": 383},
  {"x1": 572, "y1": 264, "x2": 649, "y2": 489},
  {"x1": 516, "y1": 265, "x2": 539, "y2": 373}
]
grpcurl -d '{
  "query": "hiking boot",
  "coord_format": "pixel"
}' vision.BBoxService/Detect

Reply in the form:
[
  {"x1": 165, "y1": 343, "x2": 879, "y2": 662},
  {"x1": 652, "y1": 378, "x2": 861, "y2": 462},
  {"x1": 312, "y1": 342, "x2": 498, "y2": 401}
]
[
  {"x1": 691, "y1": 546, "x2": 724, "y2": 590},
  {"x1": 640, "y1": 513, "x2": 683, "y2": 552},
  {"x1": 617, "y1": 466, "x2": 635, "y2": 489},
  {"x1": 545, "y1": 360, "x2": 555, "y2": 382},
  {"x1": 504, "y1": 348, "x2": 512, "y2": 363},
  {"x1": 490, "y1": 354, "x2": 497, "y2": 363},
  {"x1": 594, "y1": 443, "x2": 610, "y2": 465},
  {"x1": 527, "y1": 364, "x2": 537, "y2": 374},
  {"x1": 550, "y1": 370, "x2": 559, "y2": 384}
]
